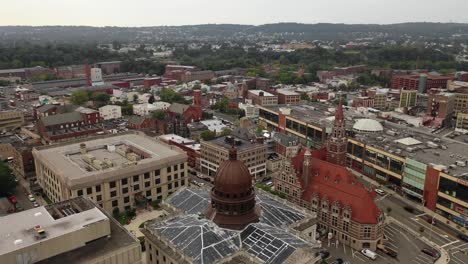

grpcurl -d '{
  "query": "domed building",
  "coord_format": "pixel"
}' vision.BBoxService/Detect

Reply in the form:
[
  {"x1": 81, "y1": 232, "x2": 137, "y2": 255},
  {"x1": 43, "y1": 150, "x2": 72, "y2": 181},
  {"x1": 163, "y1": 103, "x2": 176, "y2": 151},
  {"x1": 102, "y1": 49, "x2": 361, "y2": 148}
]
[
  {"x1": 206, "y1": 146, "x2": 260, "y2": 230},
  {"x1": 352, "y1": 118, "x2": 384, "y2": 133}
]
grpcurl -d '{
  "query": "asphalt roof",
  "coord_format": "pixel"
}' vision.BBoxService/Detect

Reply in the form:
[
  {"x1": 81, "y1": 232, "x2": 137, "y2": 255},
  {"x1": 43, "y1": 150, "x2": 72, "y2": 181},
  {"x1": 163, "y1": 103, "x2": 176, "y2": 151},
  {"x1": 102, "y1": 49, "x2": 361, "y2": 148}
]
[{"x1": 41, "y1": 111, "x2": 83, "y2": 126}]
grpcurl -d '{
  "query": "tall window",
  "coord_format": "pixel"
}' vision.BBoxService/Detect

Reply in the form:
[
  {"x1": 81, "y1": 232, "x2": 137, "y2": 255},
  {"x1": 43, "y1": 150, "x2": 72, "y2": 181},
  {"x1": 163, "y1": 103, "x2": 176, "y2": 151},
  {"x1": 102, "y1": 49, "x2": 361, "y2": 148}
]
[{"x1": 364, "y1": 227, "x2": 371, "y2": 238}]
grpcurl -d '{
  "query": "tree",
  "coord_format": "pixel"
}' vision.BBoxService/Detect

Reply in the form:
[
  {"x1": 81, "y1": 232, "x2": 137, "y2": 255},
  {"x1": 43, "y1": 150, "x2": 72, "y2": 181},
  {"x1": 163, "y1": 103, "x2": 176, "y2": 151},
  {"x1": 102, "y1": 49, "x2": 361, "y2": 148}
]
[
  {"x1": 221, "y1": 128, "x2": 232, "y2": 136},
  {"x1": 132, "y1": 94, "x2": 139, "y2": 103},
  {"x1": 200, "y1": 130, "x2": 216, "y2": 141},
  {"x1": 152, "y1": 110, "x2": 166, "y2": 121},
  {"x1": 121, "y1": 104, "x2": 133, "y2": 115},
  {"x1": 0, "y1": 161, "x2": 17, "y2": 196},
  {"x1": 70, "y1": 90, "x2": 90, "y2": 105},
  {"x1": 148, "y1": 95, "x2": 155, "y2": 104},
  {"x1": 94, "y1": 93, "x2": 111, "y2": 103},
  {"x1": 112, "y1": 41, "x2": 122, "y2": 50},
  {"x1": 386, "y1": 207, "x2": 392, "y2": 214},
  {"x1": 300, "y1": 92, "x2": 310, "y2": 101},
  {"x1": 160, "y1": 88, "x2": 187, "y2": 104}
]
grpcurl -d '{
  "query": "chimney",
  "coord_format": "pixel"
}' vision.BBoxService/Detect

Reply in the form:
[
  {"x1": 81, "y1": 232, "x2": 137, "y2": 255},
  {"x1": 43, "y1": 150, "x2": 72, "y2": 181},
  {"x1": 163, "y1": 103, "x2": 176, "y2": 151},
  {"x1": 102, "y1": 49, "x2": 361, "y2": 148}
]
[
  {"x1": 80, "y1": 143, "x2": 87, "y2": 154},
  {"x1": 85, "y1": 64, "x2": 91, "y2": 86},
  {"x1": 193, "y1": 90, "x2": 201, "y2": 107}
]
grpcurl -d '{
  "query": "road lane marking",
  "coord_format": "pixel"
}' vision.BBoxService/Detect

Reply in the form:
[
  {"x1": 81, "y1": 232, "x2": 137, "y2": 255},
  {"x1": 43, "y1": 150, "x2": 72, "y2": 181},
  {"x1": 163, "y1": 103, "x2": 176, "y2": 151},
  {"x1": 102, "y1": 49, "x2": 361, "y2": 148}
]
[
  {"x1": 441, "y1": 240, "x2": 459, "y2": 248},
  {"x1": 415, "y1": 213, "x2": 427, "y2": 217}
]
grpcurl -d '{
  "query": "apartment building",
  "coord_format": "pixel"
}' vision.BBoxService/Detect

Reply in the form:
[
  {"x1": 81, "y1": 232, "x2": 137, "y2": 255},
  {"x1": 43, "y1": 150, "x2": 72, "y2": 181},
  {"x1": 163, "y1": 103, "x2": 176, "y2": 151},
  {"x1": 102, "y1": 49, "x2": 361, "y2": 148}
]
[
  {"x1": 99, "y1": 105, "x2": 122, "y2": 120},
  {"x1": 0, "y1": 197, "x2": 141, "y2": 264},
  {"x1": 0, "y1": 111, "x2": 24, "y2": 131},
  {"x1": 200, "y1": 135, "x2": 266, "y2": 179},
  {"x1": 32, "y1": 133, "x2": 188, "y2": 213}
]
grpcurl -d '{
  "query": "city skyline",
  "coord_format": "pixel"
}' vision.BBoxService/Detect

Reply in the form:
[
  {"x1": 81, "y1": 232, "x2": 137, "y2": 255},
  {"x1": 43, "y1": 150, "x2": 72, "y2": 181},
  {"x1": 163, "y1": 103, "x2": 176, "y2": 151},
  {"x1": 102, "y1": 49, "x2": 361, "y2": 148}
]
[{"x1": 1, "y1": 0, "x2": 468, "y2": 27}]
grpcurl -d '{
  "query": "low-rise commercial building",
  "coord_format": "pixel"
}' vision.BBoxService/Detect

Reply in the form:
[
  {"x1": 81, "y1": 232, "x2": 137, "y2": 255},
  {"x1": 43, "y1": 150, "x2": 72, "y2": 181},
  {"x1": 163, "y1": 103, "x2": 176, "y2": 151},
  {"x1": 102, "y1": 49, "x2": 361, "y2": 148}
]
[
  {"x1": 0, "y1": 111, "x2": 24, "y2": 131},
  {"x1": 200, "y1": 135, "x2": 266, "y2": 179},
  {"x1": 0, "y1": 197, "x2": 141, "y2": 264},
  {"x1": 455, "y1": 112, "x2": 468, "y2": 133},
  {"x1": 32, "y1": 133, "x2": 188, "y2": 213},
  {"x1": 248, "y1": 90, "x2": 278, "y2": 106}
]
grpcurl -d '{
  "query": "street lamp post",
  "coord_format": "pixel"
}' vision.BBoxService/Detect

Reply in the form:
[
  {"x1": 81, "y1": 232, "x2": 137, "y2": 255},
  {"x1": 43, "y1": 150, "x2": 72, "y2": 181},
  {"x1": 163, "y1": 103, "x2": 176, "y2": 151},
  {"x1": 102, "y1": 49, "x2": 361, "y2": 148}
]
[{"x1": 429, "y1": 214, "x2": 436, "y2": 243}]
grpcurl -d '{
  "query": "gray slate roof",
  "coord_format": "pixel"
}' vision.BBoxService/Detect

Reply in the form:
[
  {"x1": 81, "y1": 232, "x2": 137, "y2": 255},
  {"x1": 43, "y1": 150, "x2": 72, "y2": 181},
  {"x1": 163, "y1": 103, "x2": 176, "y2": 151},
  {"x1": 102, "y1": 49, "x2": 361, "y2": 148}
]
[
  {"x1": 168, "y1": 103, "x2": 189, "y2": 115},
  {"x1": 42, "y1": 111, "x2": 82, "y2": 126}
]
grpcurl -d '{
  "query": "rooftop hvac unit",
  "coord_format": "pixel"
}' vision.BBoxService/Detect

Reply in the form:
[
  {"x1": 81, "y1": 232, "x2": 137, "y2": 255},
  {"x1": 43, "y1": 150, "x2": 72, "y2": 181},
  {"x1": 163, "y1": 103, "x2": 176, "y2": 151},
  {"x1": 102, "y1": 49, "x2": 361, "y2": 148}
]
[
  {"x1": 455, "y1": 160, "x2": 466, "y2": 167},
  {"x1": 426, "y1": 141, "x2": 439, "y2": 148},
  {"x1": 449, "y1": 164, "x2": 457, "y2": 169}
]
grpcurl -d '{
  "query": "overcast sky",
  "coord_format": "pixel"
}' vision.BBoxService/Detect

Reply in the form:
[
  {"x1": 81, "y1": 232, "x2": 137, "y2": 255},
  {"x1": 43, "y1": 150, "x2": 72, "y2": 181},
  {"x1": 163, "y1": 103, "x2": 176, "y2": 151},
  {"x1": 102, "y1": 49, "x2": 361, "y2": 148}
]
[{"x1": 1, "y1": 0, "x2": 467, "y2": 26}]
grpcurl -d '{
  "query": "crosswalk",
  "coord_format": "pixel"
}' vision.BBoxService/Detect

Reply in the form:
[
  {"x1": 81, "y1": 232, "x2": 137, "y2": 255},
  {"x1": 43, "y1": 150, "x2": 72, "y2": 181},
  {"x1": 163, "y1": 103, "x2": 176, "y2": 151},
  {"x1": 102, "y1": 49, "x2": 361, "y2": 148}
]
[{"x1": 447, "y1": 241, "x2": 468, "y2": 264}]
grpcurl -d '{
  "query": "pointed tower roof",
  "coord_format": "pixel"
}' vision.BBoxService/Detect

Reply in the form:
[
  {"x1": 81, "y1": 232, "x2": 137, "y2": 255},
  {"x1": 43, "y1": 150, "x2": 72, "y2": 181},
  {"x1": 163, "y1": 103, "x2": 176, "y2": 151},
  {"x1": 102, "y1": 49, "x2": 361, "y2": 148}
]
[{"x1": 335, "y1": 101, "x2": 344, "y2": 122}]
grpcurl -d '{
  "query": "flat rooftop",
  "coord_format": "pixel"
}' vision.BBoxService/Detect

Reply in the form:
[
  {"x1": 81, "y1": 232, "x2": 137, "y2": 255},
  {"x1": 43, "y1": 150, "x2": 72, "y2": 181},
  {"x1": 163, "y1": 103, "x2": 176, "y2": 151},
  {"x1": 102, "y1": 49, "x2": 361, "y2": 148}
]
[
  {"x1": 205, "y1": 135, "x2": 264, "y2": 151},
  {"x1": 249, "y1": 90, "x2": 275, "y2": 97},
  {"x1": 352, "y1": 121, "x2": 468, "y2": 177},
  {"x1": 262, "y1": 102, "x2": 369, "y2": 130},
  {"x1": 0, "y1": 198, "x2": 108, "y2": 256},
  {"x1": 33, "y1": 133, "x2": 186, "y2": 185},
  {"x1": 276, "y1": 89, "x2": 300, "y2": 96}
]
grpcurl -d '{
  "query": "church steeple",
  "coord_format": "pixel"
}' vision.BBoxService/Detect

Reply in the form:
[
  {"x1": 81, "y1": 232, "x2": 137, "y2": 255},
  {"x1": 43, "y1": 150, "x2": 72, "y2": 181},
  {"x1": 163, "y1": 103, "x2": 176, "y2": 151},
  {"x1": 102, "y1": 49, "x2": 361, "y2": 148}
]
[{"x1": 327, "y1": 101, "x2": 347, "y2": 166}]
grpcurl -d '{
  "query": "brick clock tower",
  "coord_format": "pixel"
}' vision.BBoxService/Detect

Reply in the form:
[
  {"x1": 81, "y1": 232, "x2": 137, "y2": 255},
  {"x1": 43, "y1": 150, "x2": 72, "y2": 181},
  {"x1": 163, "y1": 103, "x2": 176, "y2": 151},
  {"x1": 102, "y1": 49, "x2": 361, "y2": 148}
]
[{"x1": 327, "y1": 102, "x2": 347, "y2": 166}]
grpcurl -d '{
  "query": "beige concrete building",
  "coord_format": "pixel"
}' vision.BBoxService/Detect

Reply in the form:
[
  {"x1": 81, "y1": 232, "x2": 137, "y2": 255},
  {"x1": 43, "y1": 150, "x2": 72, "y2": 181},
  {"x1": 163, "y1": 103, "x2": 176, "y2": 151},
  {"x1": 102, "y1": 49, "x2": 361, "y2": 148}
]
[
  {"x1": 99, "y1": 105, "x2": 122, "y2": 120},
  {"x1": 200, "y1": 136, "x2": 266, "y2": 179},
  {"x1": 0, "y1": 111, "x2": 24, "y2": 131},
  {"x1": 248, "y1": 90, "x2": 278, "y2": 106},
  {"x1": 0, "y1": 197, "x2": 141, "y2": 264},
  {"x1": 454, "y1": 93, "x2": 468, "y2": 114},
  {"x1": 456, "y1": 112, "x2": 468, "y2": 133},
  {"x1": 32, "y1": 132, "x2": 188, "y2": 213}
]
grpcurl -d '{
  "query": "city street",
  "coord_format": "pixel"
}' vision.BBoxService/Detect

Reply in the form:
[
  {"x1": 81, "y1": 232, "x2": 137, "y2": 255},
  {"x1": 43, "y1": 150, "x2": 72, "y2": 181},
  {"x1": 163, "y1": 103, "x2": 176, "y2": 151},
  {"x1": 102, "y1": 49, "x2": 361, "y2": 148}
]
[
  {"x1": 356, "y1": 174, "x2": 468, "y2": 264},
  {"x1": 322, "y1": 221, "x2": 439, "y2": 263}
]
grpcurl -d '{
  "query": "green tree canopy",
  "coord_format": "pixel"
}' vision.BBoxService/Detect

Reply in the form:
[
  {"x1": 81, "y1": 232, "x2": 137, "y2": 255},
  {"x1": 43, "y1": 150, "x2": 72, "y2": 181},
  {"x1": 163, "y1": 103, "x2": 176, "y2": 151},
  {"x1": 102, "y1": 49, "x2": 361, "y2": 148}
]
[
  {"x1": 0, "y1": 161, "x2": 17, "y2": 196},
  {"x1": 160, "y1": 88, "x2": 188, "y2": 104},
  {"x1": 152, "y1": 110, "x2": 166, "y2": 120},
  {"x1": 70, "y1": 90, "x2": 90, "y2": 105},
  {"x1": 200, "y1": 130, "x2": 216, "y2": 141}
]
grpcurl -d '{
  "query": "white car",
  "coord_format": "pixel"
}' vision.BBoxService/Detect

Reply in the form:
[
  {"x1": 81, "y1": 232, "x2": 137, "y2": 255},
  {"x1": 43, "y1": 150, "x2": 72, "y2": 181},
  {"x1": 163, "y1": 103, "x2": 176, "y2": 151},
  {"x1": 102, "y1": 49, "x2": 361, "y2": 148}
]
[
  {"x1": 361, "y1": 249, "x2": 377, "y2": 260},
  {"x1": 374, "y1": 189, "x2": 386, "y2": 196},
  {"x1": 33, "y1": 202, "x2": 40, "y2": 207},
  {"x1": 28, "y1": 195, "x2": 36, "y2": 202}
]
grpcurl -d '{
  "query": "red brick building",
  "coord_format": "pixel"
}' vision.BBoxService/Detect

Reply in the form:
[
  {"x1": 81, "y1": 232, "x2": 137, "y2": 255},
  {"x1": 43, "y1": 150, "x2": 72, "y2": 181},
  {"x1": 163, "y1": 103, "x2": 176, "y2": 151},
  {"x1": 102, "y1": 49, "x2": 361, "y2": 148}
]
[
  {"x1": 274, "y1": 104, "x2": 384, "y2": 251},
  {"x1": 36, "y1": 107, "x2": 102, "y2": 142},
  {"x1": 276, "y1": 89, "x2": 301, "y2": 104},
  {"x1": 159, "y1": 134, "x2": 200, "y2": 172},
  {"x1": 128, "y1": 116, "x2": 156, "y2": 130},
  {"x1": 391, "y1": 74, "x2": 454, "y2": 92}
]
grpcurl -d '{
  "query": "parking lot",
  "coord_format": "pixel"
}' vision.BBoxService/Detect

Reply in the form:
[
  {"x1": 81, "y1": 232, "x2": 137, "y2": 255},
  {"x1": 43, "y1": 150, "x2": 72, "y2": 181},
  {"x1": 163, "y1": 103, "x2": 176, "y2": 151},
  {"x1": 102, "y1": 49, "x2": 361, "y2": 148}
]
[{"x1": 320, "y1": 223, "x2": 439, "y2": 264}]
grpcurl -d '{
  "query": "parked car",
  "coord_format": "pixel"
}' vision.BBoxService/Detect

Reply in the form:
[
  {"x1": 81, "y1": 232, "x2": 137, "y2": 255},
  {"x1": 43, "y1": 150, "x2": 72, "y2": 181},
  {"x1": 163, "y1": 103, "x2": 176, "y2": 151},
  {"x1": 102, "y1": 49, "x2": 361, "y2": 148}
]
[
  {"x1": 319, "y1": 250, "x2": 330, "y2": 259},
  {"x1": 377, "y1": 244, "x2": 398, "y2": 258},
  {"x1": 28, "y1": 194, "x2": 36, "y2": 202},
  {"x1": 331, "y1": 258, "x2": 344, "y2": 264},
  {"x1": 374, "y1": 189, "x2": 385, "y2": 195},
  {"x1": 403, "y1": 205, "x2": 415, "y2": 213},
  {"x1": 361, "y1": 249, "x2": 377, "y2": 260},
  {"x1": 457, "y1": 233, "x2": 468, "y2": 242},
  {"x1": 33, "y1": 202, "x2": 40, "y2": 207},
  {"x1": 8, "y1": 195, "x2": 17, "y2": 204},
  {"x1": 421, "y1": 248, "x2": 440, "y2": 258}
]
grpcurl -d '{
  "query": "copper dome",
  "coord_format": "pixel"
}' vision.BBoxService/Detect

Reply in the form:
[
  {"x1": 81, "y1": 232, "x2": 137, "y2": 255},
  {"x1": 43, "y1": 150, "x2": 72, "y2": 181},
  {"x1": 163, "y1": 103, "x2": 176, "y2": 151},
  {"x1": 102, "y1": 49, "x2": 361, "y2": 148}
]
[
  {"x1": 206, "y1": 146, "x2": 260, "y2": 230},
  {"x1": 214, "y1": 159, "x2": 252, "y2": 195}
]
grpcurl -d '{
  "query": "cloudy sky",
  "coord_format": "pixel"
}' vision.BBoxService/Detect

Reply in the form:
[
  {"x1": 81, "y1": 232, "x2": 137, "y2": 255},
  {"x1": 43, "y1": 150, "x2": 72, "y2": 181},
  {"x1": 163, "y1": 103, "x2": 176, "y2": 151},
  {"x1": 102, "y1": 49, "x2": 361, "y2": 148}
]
[{"x1": 1, "y1": 0, "x2": 467, "y2": 26}]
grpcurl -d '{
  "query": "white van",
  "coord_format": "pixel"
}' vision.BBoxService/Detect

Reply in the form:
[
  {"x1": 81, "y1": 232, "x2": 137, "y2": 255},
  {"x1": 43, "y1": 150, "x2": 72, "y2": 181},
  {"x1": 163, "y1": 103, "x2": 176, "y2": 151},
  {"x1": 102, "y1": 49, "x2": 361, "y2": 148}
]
[{"x1": 361, "y1": 249, "x2": 377, "y2": 260}]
